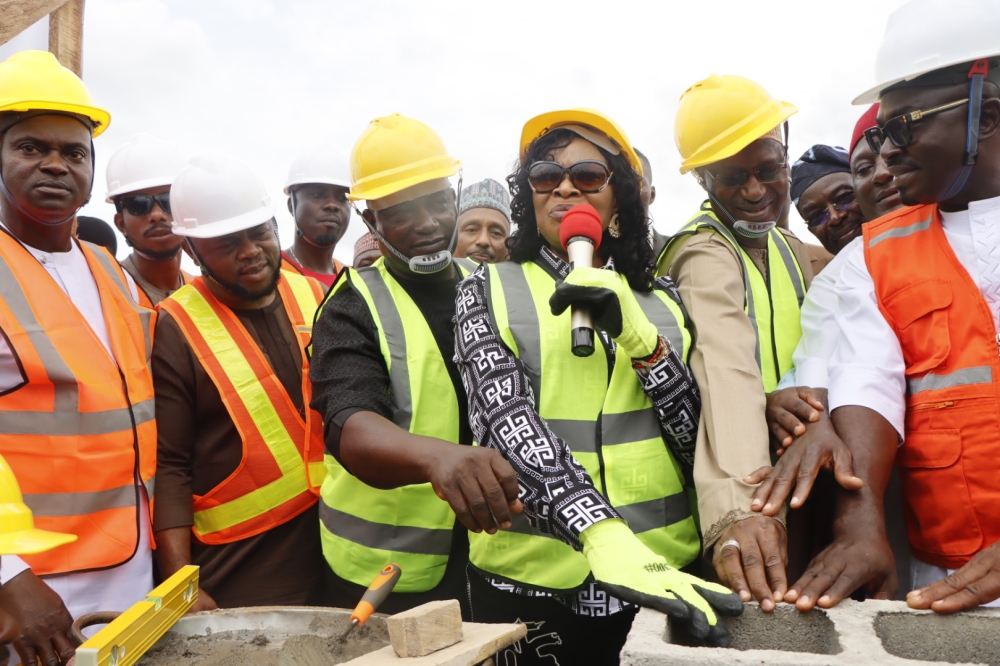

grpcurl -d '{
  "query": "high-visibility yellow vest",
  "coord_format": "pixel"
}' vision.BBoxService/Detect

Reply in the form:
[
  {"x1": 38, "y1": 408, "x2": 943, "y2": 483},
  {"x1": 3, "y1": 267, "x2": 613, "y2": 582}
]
[
  {"x1": 158, "y1": 271, "x2": 327, "y2": 545},
  {"x1": 468, "y1": 259, "x2": 701, "y2": 592},
  {"x1": 318, "y1": 257, "x2": 475, "y2": 593},
  {"x1": 657, "y1": 204, "x2": 805, "y2": 391}
]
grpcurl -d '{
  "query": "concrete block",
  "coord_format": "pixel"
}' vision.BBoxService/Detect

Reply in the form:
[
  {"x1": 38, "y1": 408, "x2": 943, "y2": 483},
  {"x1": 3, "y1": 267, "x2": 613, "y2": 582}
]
[
  {"x1": 620, "y1": 599, "x2": 1000, "y2": 666},
  {"x1": 387, "y1": 600, "x2": 463, "y2": 658},
  {"x1": 346, "y1": 621, "x2": 526, "y2": 665}
]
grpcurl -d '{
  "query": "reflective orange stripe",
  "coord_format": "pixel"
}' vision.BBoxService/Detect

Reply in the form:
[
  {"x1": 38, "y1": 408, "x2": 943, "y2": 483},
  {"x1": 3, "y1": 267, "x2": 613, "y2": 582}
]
[
  {"x1": 865, "y1": 204, "x2": 1000, "y2": 569},
  {"x1": 158, "y1": 274, "x2": 325, "y2": 544},
  {"x1": 0, "y1": 231, "x2": 156, "y2": 575}
]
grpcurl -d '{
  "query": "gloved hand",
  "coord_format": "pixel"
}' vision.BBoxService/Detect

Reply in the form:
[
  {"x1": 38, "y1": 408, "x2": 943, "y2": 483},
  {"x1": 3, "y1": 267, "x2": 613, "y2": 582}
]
[
  {"x1": 549, "y1": 267, "x2": 658, "y2": 359},
  {"x1": 580, "y1": 519, "x2": 743, "y2": 646}
]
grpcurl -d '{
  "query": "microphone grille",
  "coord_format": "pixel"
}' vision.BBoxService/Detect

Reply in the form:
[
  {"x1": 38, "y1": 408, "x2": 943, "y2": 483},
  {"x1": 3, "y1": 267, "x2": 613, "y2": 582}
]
[{"x1": 559, "y1": 204, "x2": 604, "y2": 250}]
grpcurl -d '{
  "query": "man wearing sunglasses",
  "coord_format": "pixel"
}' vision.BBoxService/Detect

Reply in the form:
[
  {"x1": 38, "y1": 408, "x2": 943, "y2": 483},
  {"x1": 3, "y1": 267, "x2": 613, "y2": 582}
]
[
  {"x1": 310, "y1": 114, "x2": 518, "y2": 615},
  {"x1": 779, "y1": 0, "x2": 1000, "y2": 614},
  {"x1": 791, "y1": 145, "x2": 864, "y2": 256},
  {"x1": 0, "y1": 51, "x2": 156, "y2": 666},
  {"x1": 106, "y1": 133, "x2": 191, "y2": 307},
  {"x1": 657, "y1": 74, "x2": 818, "y2": 615}
]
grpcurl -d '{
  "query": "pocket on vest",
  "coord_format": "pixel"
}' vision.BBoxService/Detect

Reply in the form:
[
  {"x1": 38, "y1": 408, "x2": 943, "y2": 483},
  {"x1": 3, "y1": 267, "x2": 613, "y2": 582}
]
[
  {"x1": 897, "y1": 428, "x2": 983, "y2": 558},
  {"x1": 884, "y1": 281, "x2": 952, "y2": 376}
]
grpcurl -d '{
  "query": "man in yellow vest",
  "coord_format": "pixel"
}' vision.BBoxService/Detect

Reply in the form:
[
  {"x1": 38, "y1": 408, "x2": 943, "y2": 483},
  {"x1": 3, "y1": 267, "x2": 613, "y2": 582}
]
[
  {"x1": 310, "y1": 114, "x2": 521, "y2": 615},
  {"x1": 0, "y1": 51, "x2": 156, "y2": 666},
  {"x1": 658, "y1": 75, "x2": 817, "y2": 613},
  {"x1": 152, "y1": 155, "x2": 327, "y2": 609},
  {"x1": 105, "y1": 133, "x2": 191, "y2": 307}
]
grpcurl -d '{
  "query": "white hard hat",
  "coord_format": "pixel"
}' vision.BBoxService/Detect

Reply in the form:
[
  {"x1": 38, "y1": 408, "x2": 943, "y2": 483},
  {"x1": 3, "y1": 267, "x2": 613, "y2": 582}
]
[
  {"x1": 854, "y1": 0, "x2": 1000, "y2": 105},
  {"x1": 170, "y1": 154, "x2": 275, "y2": 239},
  {"x1": 104, "y1": 133, "x2": 186, "y2": 203},
  {"x1": 283, "y1": 144, "x2": 351, "y2": 195}
]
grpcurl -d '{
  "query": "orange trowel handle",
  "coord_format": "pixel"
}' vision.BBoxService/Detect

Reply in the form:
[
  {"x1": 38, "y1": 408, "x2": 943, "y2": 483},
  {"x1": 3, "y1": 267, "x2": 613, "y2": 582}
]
[{"x1": 350, "y1": 563, "x2": 402, "y2": 627}]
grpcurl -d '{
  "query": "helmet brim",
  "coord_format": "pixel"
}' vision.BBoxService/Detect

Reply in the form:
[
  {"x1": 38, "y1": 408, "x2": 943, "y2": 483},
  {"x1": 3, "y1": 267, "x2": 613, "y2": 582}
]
[
  {"x1": 0, "y1": 100, "x2": 111, "y2": 137},
  {"x1": 171, "y1": 205, "x2": 275, "y2": 239},
  {"x1": 349, "y1": 160, "x2": 460, "y2": 203},
  {"x1": 105, "y1": 176, "x2": 175, "y2": 203},
  {"x1": 283, "y1": 177, "x2": 352, "y2": 196},
  {"x1": 679, "y1": 102, "x2": 798, "y2": 174},
  {"x1": 0, "y1": 528, "x2": 77, "y2": 556},
  {"x1": 520, "y1": 108, "x2": 642, "y2": 176}
]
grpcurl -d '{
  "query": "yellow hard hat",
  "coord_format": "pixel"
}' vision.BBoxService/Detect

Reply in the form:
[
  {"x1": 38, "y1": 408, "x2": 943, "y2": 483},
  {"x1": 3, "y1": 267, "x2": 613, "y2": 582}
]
[
  {"x1": 520, "y1": 108, "x2": 643, "y2": 178},
  {"x1": 674, "y1": 75, "x2": 797, "y2": 174},
  {"x1": 0, "y1": 50, "x2": 111, "y2": 137},
  {"x1": 349, "y1": 114, "x2": 460, "y2": 203},
  {"x1": 0, "y1": 454, "x2": 76, "y2": 555}
]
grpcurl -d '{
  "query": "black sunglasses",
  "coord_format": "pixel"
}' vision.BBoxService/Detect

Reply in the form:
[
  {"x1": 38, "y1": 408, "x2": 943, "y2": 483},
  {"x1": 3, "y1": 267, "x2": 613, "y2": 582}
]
[
  {"x1": 704, "y1": 163, "x2": 788, "y2": 189},
  {"x1": 864, "y1": 98, "x2": 969, "y2": 154},
  {"x1": 806, "y1": 190, "x2": 857, "y2": 229},
  {"x1": 119, "y1": 192, "x2": 172, "y2": 216},
  {"x1": 527, "y1": 160, "x2": 613, "y2": 194}
]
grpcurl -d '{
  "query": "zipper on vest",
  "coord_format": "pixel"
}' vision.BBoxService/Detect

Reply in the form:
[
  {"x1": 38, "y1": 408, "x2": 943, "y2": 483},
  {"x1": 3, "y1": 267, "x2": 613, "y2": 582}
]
[{"x1": 909, "y1": 400, "x2": 954, "y2": 411}]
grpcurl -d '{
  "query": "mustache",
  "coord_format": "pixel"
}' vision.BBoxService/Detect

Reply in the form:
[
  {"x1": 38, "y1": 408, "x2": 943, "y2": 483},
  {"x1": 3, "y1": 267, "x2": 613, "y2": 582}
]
[
  {"x1": 885, "y1": 155, "x2": 921, "y2": 171},
  {"x1": 143, "y1": 224, "x2": 174, "y2": 237}
]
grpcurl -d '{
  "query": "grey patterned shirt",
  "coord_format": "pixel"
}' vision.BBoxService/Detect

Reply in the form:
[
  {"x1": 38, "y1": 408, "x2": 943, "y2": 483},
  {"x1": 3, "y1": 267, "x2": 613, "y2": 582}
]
[{"x1": 453, "y1": 247, "x2": 701, "y2": 615}]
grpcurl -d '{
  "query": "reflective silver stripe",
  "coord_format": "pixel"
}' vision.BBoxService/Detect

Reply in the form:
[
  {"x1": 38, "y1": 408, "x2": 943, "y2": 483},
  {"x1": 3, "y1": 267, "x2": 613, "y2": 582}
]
[
  {"x1": 547, "y1": 419, "x2": 596, "y2": 454},
  {"x1": 0, "y1": 397, "x2": 155, "y2": 436},
  {"x1": 616, "y1": 493, "x2": 692, "y2": 533},
  {"x1": 868, "y1": 215, "x2": 933, "y2": 249},
  {"x1": 770, "y1": 230, "x2": 805, "y2": 307},
  {"x1": 690, "y1": 215, "x2": 761, "y2": 368},
  {"x1": 144, "y1": 476, "x2": 155, "y2": 499},
  {"x1": 603, "y1": 409, "x2": 661, "y2": 446},
  {"x1": 85, "y1": 242, "x2": 153, "y2": 359},
  {"x1": 907, "y1": 366, "x2": 993, "y2": 394},
  {"x1": 356, "y1": 271, "x2": 412, "y2": 432},
  {"x1": 23, "y1": 483, "x2": 138, "y2": 518},
  {"x1": 0, "y1": 251, "x2": 79, "y2": 412},
  {"x1": 320, "y1": 500, "x2": 452, "y2": 556},
  {"x1": 454, "y1": 257, "x2": 477, "y2": 276},
  {"x1": 632, "y1": 290, "x2": 685, "y2": 358},
  {"x1": 493, "y1": 262, "x2": 543, "y2": 399}
]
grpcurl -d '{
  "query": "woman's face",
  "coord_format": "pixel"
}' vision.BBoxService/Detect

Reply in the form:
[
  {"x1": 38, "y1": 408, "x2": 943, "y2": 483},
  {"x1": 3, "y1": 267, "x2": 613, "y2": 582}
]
[{"x1": 532, "y1": 137, "x2": 616, "y2": 254}]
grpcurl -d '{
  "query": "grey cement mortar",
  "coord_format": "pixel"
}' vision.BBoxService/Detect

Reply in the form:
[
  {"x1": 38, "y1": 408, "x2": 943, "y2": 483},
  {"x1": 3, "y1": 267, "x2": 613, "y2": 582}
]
[{"x1": 621, "y1": 599, "x2": 1000, "y2": 666}]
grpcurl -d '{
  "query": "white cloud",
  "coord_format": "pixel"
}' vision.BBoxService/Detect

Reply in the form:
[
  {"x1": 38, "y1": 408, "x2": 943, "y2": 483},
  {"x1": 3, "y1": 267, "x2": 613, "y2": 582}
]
[{"x1": 49, "y1": 0, "x2": 906, "y2": 265}]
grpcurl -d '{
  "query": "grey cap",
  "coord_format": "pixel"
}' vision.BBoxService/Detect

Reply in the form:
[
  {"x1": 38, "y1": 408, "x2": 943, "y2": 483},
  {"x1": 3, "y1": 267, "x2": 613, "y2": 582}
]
[{"x1": 460, "y1": 178, "x2": 511, "y2": 221}]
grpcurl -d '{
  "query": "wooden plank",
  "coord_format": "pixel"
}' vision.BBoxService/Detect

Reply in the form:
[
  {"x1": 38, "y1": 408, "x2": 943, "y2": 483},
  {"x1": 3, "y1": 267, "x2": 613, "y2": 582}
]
[
  {"x1": 344, "y1": 622, "x2": 526, "y2": 666},
  {"x1": 0, "y1": 0, "x2": 68, "y2": 46},
  {"x1": 48, "y1": 0, "x2": 83, "y2": 75}
]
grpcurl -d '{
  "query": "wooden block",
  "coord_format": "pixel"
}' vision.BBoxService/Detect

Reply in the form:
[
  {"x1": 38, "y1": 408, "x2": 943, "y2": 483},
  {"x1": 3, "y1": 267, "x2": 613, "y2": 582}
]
[
  {"x1": 344, "y1": 621, "x2": 526, "y2": 666},
  {"x1": 387, "y1": 600, "x2": 463, "y2": 658},
  {"x1": 0, "y1": 0, "x2": 69, "y2": 47},
  {"x1": 48, "y1": 0, "x2": 84, "y2": 75}
]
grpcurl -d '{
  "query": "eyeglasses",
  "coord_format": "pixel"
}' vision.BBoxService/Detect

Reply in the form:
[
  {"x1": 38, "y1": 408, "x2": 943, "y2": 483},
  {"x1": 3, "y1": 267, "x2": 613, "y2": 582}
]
[
  {"x1": 119, "y1": 193, "x2": 171, "y2": 216},
  {"x1": 703, "y1": 163, "x2": 788, "y2": 189},
  {"x1": 864, "y1": 98, "x2": 969, "y2": 154},
  {"x1": 527, "y1": 160, "x2": 613, "y2": 194},
  {"x1": 805, "y1": 190, "x2": 857, "y2": 229}
]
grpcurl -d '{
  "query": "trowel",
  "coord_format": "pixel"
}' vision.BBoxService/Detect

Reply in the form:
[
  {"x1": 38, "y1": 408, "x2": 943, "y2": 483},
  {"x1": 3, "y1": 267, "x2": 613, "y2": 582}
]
[{"x1": 340, "y1": 563, "x2": 402, "y2": 640}]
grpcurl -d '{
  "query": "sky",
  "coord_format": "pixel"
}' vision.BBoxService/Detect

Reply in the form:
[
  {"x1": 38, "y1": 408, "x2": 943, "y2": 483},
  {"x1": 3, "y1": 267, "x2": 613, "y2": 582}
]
[{"x1": 0, "y1": 0, "x2": 907, "y2": 267}]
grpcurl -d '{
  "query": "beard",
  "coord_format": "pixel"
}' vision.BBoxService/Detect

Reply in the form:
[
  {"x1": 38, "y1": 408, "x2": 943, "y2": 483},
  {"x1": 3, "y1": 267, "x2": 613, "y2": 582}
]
[
  {"x1": 203, "y1": 258, "x2": 280, "y2": 301},
  {"x1": 125, "y1": 233, "x2": 182, "y2": 261},
  {"x1": 311, "y1": 231, "x2": 339, "y2": 247}
]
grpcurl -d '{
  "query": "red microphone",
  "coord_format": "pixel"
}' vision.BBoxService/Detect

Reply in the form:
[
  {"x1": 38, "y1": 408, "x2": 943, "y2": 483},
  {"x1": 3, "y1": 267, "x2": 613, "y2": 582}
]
[{"x1": 559, "y1": 204, "x2": 603, "y2": 357}]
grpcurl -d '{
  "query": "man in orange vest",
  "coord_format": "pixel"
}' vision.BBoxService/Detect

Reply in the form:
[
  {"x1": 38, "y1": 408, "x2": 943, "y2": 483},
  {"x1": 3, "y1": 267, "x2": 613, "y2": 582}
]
[
  {"x1": 152, "y1": 154, "x2": 328, "y2": 609},
  {"x1": 105, "y1": 133, "x2": 191, "y2": 306},
  {"x1": 280, "y1": 145, "x2": 350, "y2": 287},
  {"x1": 0, "y1": 51, "x2": 156, "y2": 666},
  {"x1": 781, "y1": 0, "x2": 1000, "y2": 613}
]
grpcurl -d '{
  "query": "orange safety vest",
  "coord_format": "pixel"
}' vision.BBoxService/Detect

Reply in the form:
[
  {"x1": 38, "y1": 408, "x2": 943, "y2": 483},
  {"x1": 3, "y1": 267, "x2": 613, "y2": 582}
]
[
  {"x1": 158, "y1": 272, "x2": 326, "y2": 545},
  {"x1": 281, "y1": 255, "x2": 343, "y2": 281},
  {"x1": 864, "y1": 204, "x2": 1000, "y2": 569},
  {"x1": 0, "y1": 229, "x2": 156, "y2": 575},
  {"x1": 135, "y1": 270, "x2": 193, "y2": 309}
]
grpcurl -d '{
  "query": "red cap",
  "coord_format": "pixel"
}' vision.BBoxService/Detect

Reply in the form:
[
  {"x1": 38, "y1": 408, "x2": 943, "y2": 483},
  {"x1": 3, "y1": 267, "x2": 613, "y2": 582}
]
[
  {"x1": 559, "y1": 204, "x2": 603, "y2": 250},
  {"x1": 850, "y1": 103, "x2": 880, "y2": 156}
]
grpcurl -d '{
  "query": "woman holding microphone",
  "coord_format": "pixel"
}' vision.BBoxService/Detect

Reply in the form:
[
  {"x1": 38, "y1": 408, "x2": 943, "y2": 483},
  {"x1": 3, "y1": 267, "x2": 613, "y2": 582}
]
[{"x1": 454, "y1": 108, "x2": 740, "y2": 665}]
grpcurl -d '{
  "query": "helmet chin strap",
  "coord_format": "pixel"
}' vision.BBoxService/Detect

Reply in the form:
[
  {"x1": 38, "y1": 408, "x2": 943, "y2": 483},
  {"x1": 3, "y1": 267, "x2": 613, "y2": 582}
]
[
  {"x1": 353, "y1": 174, "x2": 464, "y2": 275},
  {"x1": 695, "y1": 169, "x2": 775, "y2": 239},
  {"x1": 0, "y1": 139, "x2": 95, "y2": 228},
  {"x1": 941, "y1": 60, "x2": 989, "y2": 202}
]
